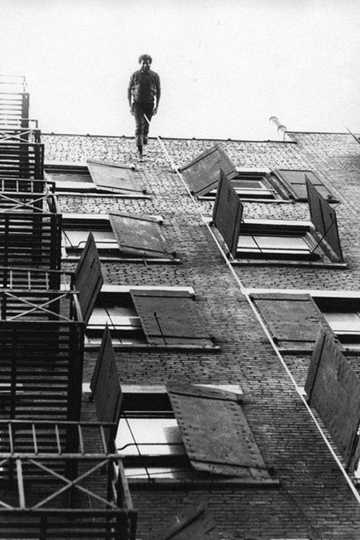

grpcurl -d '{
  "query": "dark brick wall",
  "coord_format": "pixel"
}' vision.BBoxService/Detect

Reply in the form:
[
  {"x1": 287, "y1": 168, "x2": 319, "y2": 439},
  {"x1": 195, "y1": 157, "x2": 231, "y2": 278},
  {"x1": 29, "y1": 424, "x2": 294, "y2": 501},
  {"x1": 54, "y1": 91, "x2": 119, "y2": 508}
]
[{"x1": 45, "y1": 132, "x2": 360, "y2": 540}]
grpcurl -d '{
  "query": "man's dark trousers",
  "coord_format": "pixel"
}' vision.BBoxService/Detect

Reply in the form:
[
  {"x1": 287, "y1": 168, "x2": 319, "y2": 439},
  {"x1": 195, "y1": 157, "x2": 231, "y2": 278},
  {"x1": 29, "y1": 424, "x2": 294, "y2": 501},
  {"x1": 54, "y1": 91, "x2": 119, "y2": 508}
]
[{"x1": 133, "y1": 101, "x2": 153, "y2": 152}]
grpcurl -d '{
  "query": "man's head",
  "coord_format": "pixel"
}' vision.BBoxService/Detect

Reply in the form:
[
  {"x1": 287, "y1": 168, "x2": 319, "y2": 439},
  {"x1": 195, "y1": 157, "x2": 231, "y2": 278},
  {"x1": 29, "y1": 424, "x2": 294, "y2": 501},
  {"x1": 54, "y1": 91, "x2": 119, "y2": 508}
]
[{"x1": 139, "y1": 54, "x2": 152, "y2": 71}]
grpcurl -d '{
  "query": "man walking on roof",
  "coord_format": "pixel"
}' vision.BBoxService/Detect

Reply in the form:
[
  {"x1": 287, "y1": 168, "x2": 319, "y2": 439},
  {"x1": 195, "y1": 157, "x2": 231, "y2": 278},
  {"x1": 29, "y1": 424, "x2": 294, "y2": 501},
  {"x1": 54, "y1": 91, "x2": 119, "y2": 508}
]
[{"x1": 128, "y1": 54, "x2": 161, "y2": 158}]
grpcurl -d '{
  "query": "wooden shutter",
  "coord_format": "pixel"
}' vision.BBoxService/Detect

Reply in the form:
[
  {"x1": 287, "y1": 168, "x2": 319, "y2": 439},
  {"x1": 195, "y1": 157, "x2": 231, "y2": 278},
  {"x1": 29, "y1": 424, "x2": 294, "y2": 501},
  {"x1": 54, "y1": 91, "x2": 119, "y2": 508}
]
[
  {"x1": 306, "y1": 178, "x2": 343, "y2": 262},
  {"x1": 154, "y1": 505, "x2": 216, "y2": 540},
  {"x1": 212, "y1": 171, "x2": 243, "y2": 257},
  {"x1": 108, "y1": 213, "x2": 174, "y2": 259},
  {"x1": 179, "y1": 145, "x2": 236, "y2": 196},
  {"x1": 167, "y1": 384, "x2": 270, "y2": 480},
  {"x1": 73, "y1": 233, "x2": 103, "y2": 324},
  {"x1": 90, "y1": 327, "x2": 122, "y2": 445},
  {"x1": 275, "y1": 169, "x2": 335, "y2": 202},
  {"x1": 87, "y1": 159, "x2": 146, "y2": 194},
  {"x1": 130, "y1": 290, "x2": 214, "y2": 348},
  {"x1": 305, "y1": 329, "x2": 360, "y2": 467},
  {"x1": 251, "y1": 293, "x2": 323, "y2": 350}
]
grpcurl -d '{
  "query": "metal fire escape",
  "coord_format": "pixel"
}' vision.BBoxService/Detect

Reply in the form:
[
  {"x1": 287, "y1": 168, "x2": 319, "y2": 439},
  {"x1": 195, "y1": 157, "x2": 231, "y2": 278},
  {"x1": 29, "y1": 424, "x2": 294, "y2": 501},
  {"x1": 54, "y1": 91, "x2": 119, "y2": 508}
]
[{"x1": 0, "y1": 75, "x2": 136, "y2": 539}]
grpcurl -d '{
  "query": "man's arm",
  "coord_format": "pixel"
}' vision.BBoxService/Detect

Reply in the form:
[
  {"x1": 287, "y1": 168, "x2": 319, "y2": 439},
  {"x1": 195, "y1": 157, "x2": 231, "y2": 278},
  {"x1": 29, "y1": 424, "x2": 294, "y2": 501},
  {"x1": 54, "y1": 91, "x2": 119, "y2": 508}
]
[
  {"x1": 153, "y1": 73, "x2": 161, "y2": 114},
  {"x1": 128, "y1": 73, "x2": 135, "y2": 108}
]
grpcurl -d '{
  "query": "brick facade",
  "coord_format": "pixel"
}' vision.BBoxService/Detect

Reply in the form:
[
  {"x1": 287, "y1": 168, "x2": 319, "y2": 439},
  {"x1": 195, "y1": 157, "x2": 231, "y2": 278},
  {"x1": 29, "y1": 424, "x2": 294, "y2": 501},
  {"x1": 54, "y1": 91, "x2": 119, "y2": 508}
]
[{"x1": 44, "y1": 131, "x2": 360, "y2": 539}]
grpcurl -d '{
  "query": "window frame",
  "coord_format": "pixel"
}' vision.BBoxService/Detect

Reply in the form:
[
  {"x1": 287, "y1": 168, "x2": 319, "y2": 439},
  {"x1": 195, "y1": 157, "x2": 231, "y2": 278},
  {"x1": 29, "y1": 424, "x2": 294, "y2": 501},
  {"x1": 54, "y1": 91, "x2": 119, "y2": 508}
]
[
  {"x1": 116, "y1": 385, "x2": 278, "y2": 487},
  {"x1": 313, "y1": 295, "x2": 360, "y2": 352},
  {"x1": 197, "y1": 167, "x2": 337, "y2": 204},
  {"x1": 198, "y1": 168, "x2": 289, "y2": 202},
  {"x1": 62, "y1": 213, "x2": 180, "y2": 264},
  {"x1": 228, "y1": 219, "x2": 347, "y2": 268},
  {"x1": 44, "y1": 161, "x2": 151, "y2": 199},
  {"x1": 84, "y1": 285, "x2": 219, "y2": 351}
]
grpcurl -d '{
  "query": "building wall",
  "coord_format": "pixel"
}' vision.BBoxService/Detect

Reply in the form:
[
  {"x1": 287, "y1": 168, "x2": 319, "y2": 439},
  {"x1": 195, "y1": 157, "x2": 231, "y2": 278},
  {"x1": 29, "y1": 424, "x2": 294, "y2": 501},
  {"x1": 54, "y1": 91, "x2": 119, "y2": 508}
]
[{"x1": 45, "y1": 131, "x2": 360, "y2": 540}]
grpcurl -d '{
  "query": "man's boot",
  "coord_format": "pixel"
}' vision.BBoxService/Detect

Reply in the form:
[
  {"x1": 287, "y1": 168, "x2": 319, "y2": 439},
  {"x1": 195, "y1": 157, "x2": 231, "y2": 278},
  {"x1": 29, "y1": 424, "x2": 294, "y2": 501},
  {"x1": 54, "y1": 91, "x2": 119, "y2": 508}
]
[{"x1": 136, "y1": 134, "x2": 143, "y2": 158}]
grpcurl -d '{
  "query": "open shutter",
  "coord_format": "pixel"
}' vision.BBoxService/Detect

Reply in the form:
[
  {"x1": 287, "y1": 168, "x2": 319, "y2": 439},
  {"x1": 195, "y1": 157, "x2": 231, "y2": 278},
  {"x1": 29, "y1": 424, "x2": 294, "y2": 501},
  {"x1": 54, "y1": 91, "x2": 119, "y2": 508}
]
[
  {"x1": 275, "y1": 169, "x2": 336, "y2": 202},
  {"x1": 154, "y1": 505, "x2": 216, "y2": 540},
  {"x1": 108, "y1": 213, "x2": 174, "y2": 259},
  {"x1": 251, "y1": 293, "x2": 324, "y2": 350},
  {"x1": 212, "y1": 171, "x2": 243, "y2": 257},
  {"x1": 305, "y1": 329, "x2": 360, "y2": 467},
  {"x1": 90, "y1": 327, "x2": 122, "y2": 445},
  {"x1": 179, "y1": 145, "x2": 236, "y2": 196},
  {"x1": 306, "y1": 178, "x2": 343, "y2": 262},
  {"x1": 130, "y1": 290, "x2": 214, "y2": 348},
  {"x1": 167, "y1": 384, "x2": 270, "y2": 480},
  {"x1": 304, "y1": 330, "x2": 326, "y2": 400},
  {"x1": 73, "y1": 233, "x2": 103, "y2": 324},
  {"x1": 87, "y1": 159, "x2": 146, "y2": 194}
]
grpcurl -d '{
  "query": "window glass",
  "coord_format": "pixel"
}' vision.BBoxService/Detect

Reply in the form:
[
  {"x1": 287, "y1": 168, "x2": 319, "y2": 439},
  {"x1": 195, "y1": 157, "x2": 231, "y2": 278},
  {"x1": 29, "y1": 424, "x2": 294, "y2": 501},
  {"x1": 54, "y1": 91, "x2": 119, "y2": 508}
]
[
  {"x1": 237, "y1": 234, "x2": 311, "y2": 254},
  {"x1": 206, "y1": 176, "x2": 275, "y2": 199},
  {"x1": 123, "y1": 466, "x2": 188, "y2": 480},
  {"x1": 85, "y1": 293, "x2": 146, "y2": 345},
  {"x1": 64, "y1": 228, "x2": 118, "y2": 253},
  {"x1": 117, "y1": 393, "x2": 187, "y2": 479},
  {"x1": 117, "y1": 418, "x2": 184, "y2": 456},
  {"x1": 51, "y1": 172, "x2": 92, "y2": 185},
  {"x1": 46, "y1": 171, "x2": 97, "y2": 192},
  {"x1": 232, "y1": 178, "x2": 274, "y2": 199},
  {"x1": 233, "y1": 179, "x2": 265, "y2": 190},
  {"x1": 322, "y1": 311, "x2": 360, "y2": 334},
  {"x1": 88, "y1": 305, "x2": 141, "y2": 328},
  {"x1": 313, "y1": 297, "x2": 360, "y2": 349}
]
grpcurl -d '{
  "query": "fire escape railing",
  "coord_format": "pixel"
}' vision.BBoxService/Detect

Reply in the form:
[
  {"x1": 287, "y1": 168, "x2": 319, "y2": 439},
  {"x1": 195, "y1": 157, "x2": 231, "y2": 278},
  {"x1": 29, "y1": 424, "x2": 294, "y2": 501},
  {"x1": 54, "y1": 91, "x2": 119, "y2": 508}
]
[
  {"x1": 0, "y1": 421, "x2": 136, "y2": 540},
  {"x1": 0, "y1": 74, "x2": 137, "y2": 539},
  {"x1": 0, "y1": 178, "x2": 61, "y2": 269}
]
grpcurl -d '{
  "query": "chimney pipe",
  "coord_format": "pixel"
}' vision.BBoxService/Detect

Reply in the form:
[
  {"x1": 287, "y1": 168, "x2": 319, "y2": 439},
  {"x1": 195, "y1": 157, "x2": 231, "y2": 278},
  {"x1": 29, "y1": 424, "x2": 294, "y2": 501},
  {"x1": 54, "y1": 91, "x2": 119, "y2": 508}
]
[{"x1": 269, "y1": 116, "x2": 287, "y2": 140}]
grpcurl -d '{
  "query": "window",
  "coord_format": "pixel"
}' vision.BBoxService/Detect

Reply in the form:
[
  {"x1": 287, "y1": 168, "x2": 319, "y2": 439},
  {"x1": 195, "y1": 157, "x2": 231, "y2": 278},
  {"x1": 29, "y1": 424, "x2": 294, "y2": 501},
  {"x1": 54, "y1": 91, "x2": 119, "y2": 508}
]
[
  {"x1": 202, "y1": 171, "x2": 282, "y2": 201},
  {"x1": 62, "y1": 214, "x2": 178, "y2": 262},
  {"x1": 117, "y1": 391, "x2": 186, "y2": 481},
  {"x1": 179, "y1": 144, "x2": 336, "y2": 202},
  {"x1": 213, "y1": 172, "x2": 345, "y2": 266},
  {"x1": 116, "y1": 385, "x2": 275, "y2": 485},
  {"x1": 250, "y1": 293, "x2": 324, "y2": 352},
  {"x1": 313, "y1": 296, "x2": 360, "y2": 350},
  {"x1": 236, "y1": 222, "x2": 320, "y2": 261},
  {"x1": 87, "y1": 291, "x2": 146, "y2": 345},
  {"x1": 86, "y1": 286, "x2": 217, "y2": 349},
  {"x1": 45, "y1": 159, "x2": 149, "y2": 197},
  {"x1": 250, "y1": 290, "x2": 360, "y2": 352},
  {"x1": 90, "y1": 333, "x2": 274, "y2": 486}
]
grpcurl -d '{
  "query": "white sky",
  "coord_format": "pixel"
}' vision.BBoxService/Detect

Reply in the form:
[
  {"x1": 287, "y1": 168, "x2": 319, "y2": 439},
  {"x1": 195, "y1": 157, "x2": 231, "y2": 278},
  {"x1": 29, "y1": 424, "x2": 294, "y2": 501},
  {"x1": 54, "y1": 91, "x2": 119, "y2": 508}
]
[{"x1": 1, "y1": 0, "x2": 359, "y2": 139}]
